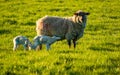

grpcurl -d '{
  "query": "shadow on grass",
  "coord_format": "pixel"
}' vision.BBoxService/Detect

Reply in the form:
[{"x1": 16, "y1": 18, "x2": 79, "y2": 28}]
[
  {"x1": 84, "y1": 64, "x2": 119, "y2": 75},
  {"x1": 89, "y1": 42, "x2": 120, "y2": 52},
  {"x1": 0, "y1": 29, "x2": 11, "y2": 35},
  {"x1": 5, "y1": 71, "x2": 16, "y2": 75},
  {"x1": 57, "y1": 50, "x2": 83, "y2": 54},
  {"x1": 3, "y1": 19, "x2": 18, "y2": 25},
  {"x1": 21, "y1": 21, "x2": 35, "y2": 26},
  {"x1": 89, "y1": 42, "x2": 119, "y2": 52},
  {"x1": 86, "y1": 24, "x2": 108, "y2": 31},
  {"x1": 0, "y1": 47, "x2": 12, "y2": 52},
  {"x1": 3, "y1": 64, "x2": 29, "y2": 75},
  {"x1": 89, "y1": 46, "x2": 115, "y2": 52},
  {"x1": 106, "y1": 43, "x2": 120, "y2": 48}
]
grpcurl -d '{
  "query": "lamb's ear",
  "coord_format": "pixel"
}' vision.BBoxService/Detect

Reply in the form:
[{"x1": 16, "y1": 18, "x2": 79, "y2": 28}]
[
  {"x1": 74, "y1": 13, "x2": 79, "y2": 16},
  {"x1": 85, "y1": 12, "x2": 90, "y2": 15}
]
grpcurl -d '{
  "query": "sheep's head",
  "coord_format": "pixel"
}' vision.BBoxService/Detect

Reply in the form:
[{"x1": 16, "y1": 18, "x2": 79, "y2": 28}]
[
  {"x1": 74, "y1": 10, "x2": 90, "y2": 28},
  {"x1": 74, "y1": 10, "x2": 90, "y2": 16}
]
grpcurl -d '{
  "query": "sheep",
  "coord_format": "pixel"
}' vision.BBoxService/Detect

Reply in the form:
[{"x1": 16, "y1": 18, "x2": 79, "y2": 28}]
[
  {"x1": 13, "y1": 35, "x2": 32, "y2": 51},
  {"x1": 36, "y1": 10, "x2": 90, "y2": 48},
  {"x1": 31, "y1": 35, "x2": 60, "y2": 50}
]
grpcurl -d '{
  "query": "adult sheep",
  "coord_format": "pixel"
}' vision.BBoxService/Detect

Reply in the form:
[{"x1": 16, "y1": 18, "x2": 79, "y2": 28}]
[{"x1": 36, "y1": 10, "x2": 90, "y2": 48}]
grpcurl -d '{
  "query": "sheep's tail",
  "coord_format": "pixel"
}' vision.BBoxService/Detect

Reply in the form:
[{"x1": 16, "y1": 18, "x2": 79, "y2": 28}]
[
  {"x1": 36, "y1": 19, "x2": 52, "y2": 36},
  {"x1": 36, "y1": 20, "x2": 44, "y2": 35}
]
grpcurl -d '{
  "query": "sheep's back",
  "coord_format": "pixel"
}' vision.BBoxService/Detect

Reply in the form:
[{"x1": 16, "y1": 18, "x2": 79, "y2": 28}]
[{"x1": 36, "y1": 16, "x2": 70, "y2": 39}]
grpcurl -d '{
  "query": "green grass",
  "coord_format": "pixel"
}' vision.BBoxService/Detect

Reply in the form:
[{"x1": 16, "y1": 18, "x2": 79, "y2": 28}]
[{"x1": 0, "y1": 0, "x2": 120, "y2": 75}]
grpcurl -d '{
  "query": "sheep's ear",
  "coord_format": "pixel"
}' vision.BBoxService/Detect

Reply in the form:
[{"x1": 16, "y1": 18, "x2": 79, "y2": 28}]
[
  {"x1": 85, "y1": 12, "x2": 90, "y2": 15},
  {"x1": 74, "y1": 13, "x2": 79, "y2": 16}
]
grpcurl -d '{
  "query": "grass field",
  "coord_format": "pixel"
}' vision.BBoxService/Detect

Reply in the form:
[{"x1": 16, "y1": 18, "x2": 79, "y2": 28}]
[{"x1": 0, "y1": 0, "x2": 120, "y2": 75}]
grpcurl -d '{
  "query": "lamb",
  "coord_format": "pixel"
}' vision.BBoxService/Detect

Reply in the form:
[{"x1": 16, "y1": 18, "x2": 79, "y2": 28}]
[
  {"x1": 31, "y1": 35, "x2": 60, "y2": 50},
  {"x1": 36, "y1": 10, "x2": 90, "y2": 48},
  {"x1": 13, "y1": 35, "x2": 32, "y2": 51}
]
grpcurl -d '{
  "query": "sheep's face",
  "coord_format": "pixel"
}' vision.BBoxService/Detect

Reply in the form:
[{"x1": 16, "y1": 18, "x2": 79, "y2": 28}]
[
  {"x1": 74, "y1": 10, "x2": 90, "y2": 22},
  {"x1": 74, "y1": 10, "x2": 90, "y2": 28}
]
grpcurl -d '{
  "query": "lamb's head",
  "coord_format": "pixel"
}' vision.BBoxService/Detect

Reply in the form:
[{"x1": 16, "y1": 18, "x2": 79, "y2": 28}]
[
  {"x1": 33, "y1": 36, "x2": 41, "y2": 43},
  {"x1": 24, "y1": 39, "x2": 31, "y2": 49},
  {"x1": 30, "y1": 36, "x2": 41, "y2": 50},
  {"x1": 74, "y1": 10, "x2": 90, "y2": 28},
  {"x1": 28, "y1": 42, "x2": 33, "y2": 50},
  {"x1": 25, "y1": 39, "x2": 34, "y2": 50}
]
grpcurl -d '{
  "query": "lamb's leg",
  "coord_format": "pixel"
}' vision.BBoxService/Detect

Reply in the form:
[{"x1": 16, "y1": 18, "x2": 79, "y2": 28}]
[
  {"x1": 36, "y1": 45, "x2": 42, "y2": 50},
  {"x1": 36, "y1": 46, "x2": 40, "y2": 51},
  {"x1": 67, "y1": 40, "x2": 71, "y2": 48},
  {"x1": 46, "y1": 44, "x2": 50, "y2": 50},
  {"x1": 13, "y1": 43, "x2": 17, "y2": 51},
  {"x1": 23, "y1": 44, "x2": 27, "y2": 50},
  {"x1": 35, "y1": 45, "x2": 41, "y2": 50}
]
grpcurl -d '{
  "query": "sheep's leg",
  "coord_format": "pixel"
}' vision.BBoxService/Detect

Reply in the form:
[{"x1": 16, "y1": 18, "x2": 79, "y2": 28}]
[
  {"x1": 73, "y1": 39, "x2": 77, "y2": 48},
  {"x1": 67, "y1": 40, "x2": 71, "y2": 48},
  {"x1": 40, "y1": 45, "x2": 42, "y2": 50}
]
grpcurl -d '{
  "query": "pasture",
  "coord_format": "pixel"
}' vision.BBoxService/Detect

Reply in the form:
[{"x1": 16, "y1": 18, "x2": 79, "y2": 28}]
[{"x1": 0, "y1": 0, "x2": 120, "y2": 75}]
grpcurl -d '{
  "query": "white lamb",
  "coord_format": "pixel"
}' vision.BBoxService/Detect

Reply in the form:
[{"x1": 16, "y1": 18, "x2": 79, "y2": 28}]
[
  {"x1": 13, "y1": 36, "x2": 32, "y2": 51},
  {"x1": 32, "y1": 35, "x2": 61, "y2": 50}
]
